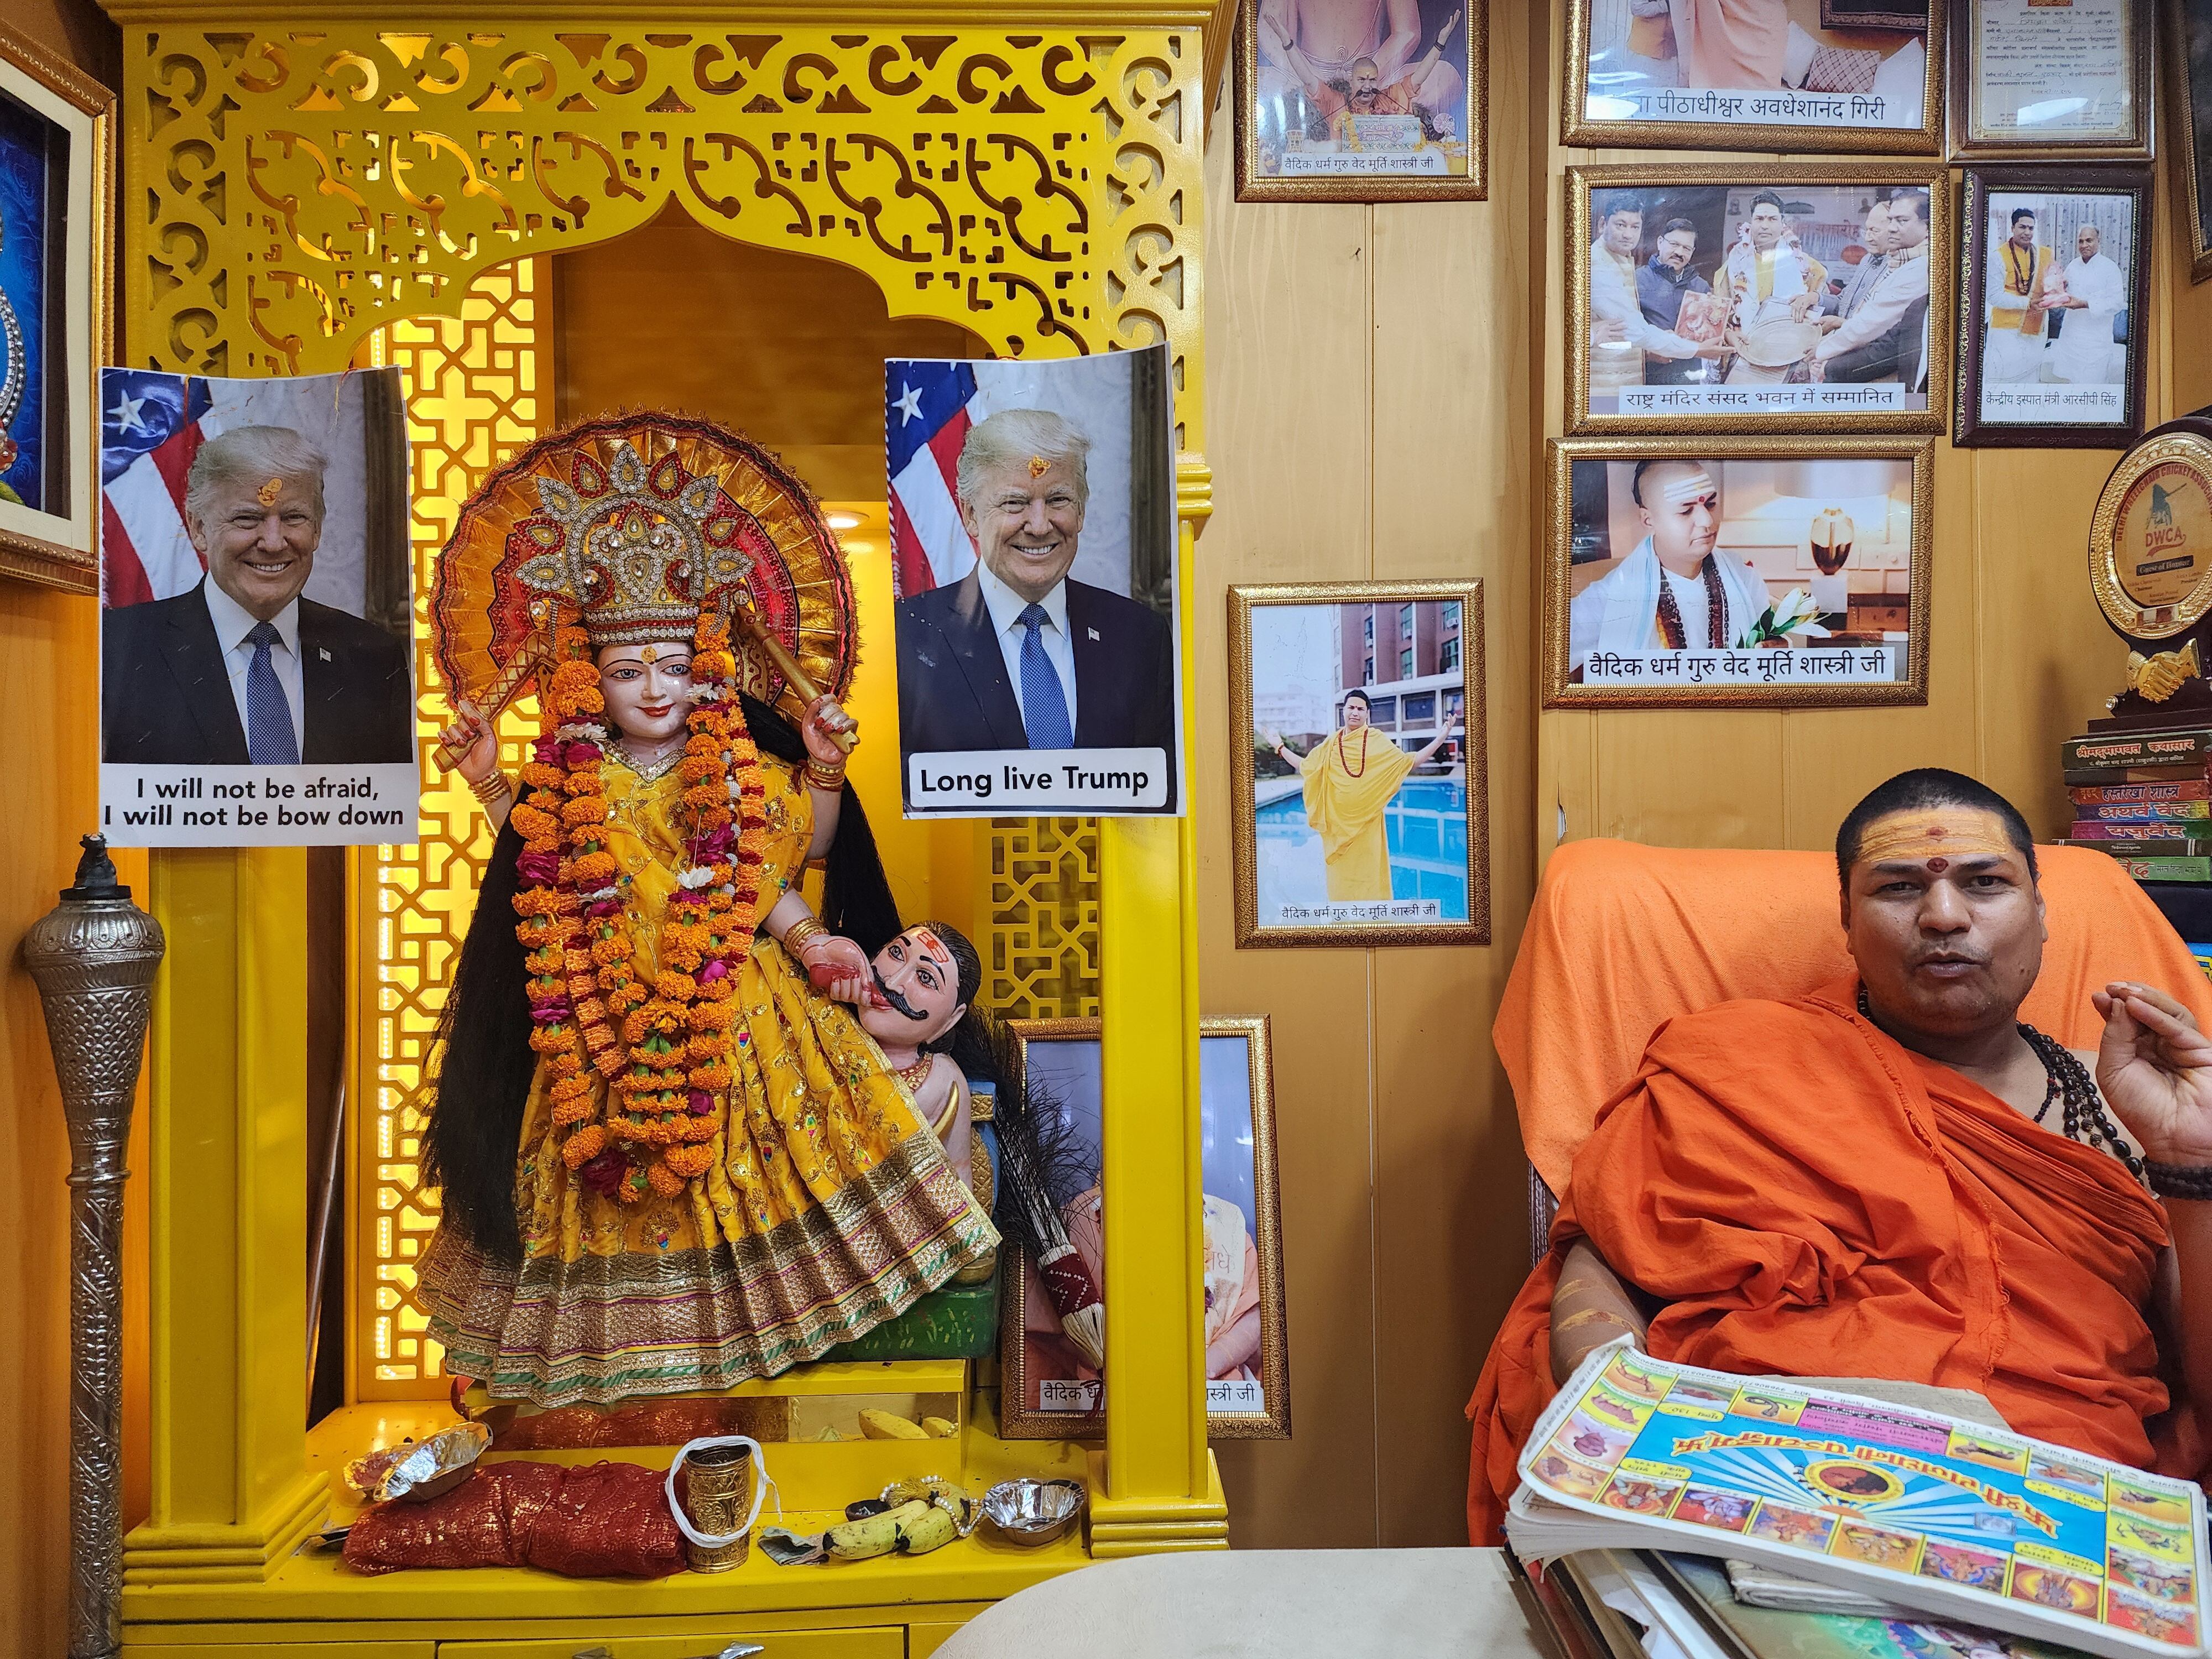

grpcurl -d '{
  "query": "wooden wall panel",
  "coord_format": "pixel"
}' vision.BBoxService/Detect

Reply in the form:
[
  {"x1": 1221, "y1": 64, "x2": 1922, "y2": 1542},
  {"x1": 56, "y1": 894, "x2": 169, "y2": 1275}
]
[
  {"x1": 1201, "y1": 2, "x2": 2212, "y2": 1555},
  {"x1": 1197, "y1": 1, "x2": 1537, "y2": 1536},
  {"x1": 1197, "y1": 103, "x2": 1383, "y2": 1550},
  {"x1": 1537, "y1": 9, "x2": 2182, "y2": 859},
  {"x1": 2, "y1": 13, "x2": 131, "y2": 1658}
]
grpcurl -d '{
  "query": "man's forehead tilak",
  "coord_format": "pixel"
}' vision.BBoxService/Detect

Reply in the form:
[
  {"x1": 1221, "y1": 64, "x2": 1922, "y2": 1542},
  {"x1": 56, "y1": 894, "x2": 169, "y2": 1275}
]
[
  {"x1": 909, "y1": 927, "x2": 954, "y2": 969},
  {"x1": 1661, "y1": 471, "x2": 1718, "y2": 505},
  {"x1": 1853, "y1": 808, "x2": 2022, "y2": 878}
]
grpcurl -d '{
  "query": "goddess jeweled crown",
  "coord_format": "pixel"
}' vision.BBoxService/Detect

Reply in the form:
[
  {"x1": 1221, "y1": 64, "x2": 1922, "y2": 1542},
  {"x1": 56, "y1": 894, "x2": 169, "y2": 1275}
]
[{"x1": 512, "y1": 439, "x2": 754, "y2": 646}]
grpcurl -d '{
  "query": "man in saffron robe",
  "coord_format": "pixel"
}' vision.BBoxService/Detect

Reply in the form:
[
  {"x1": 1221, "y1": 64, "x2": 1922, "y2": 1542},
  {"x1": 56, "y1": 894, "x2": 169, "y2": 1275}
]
[
  {"x1": 1986, "y1": 206, "x2": 2056, "y2": 383},
  {"x1": 1467, "y1": 768, "x2": 2212, "y2": 1545},
  {"x1": 1264, "y1": 687, "x2": 1460, "y2": 902}
]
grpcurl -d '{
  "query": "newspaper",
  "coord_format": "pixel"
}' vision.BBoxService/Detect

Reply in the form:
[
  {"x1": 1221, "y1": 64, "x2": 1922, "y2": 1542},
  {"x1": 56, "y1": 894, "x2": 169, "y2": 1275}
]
[{"x1": 1506, "y1": 1343, "x2": 2208, "y2": 1659}]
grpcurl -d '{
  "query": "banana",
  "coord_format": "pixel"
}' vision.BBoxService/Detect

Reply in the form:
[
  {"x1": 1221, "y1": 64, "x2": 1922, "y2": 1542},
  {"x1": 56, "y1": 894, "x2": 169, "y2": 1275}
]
[
  {"x1": 857, "y1": 1407, "x2": 930, "y2": 1441},
  {"x1": 895, "y1": 1500, "x2": 959, "y2": 1556},
  {"x1": 826, "y1": 1499, "x2": 930, "y2": 1561},
  {"x1": 920, "y1": 1416, "x2": 958, "y2": 1438}
]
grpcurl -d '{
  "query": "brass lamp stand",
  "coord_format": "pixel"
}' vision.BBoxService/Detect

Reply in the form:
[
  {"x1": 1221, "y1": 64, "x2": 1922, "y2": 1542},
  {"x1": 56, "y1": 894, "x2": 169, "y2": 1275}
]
[{"x1": 22, "y1": 836, "x2": 166, "y2": 1659}]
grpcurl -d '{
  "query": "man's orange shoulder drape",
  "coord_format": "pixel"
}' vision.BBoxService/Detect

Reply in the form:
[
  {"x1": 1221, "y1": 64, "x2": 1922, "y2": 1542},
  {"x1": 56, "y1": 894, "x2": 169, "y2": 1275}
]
[{"x1": 1466, "y1": 980, "x2": 2176, "y2": 1545}]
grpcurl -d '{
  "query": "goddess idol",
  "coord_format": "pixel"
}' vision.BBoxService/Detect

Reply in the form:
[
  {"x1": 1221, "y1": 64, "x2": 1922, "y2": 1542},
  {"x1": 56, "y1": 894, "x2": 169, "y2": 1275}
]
[{"x1": 418, "y1": 414, "x2": 997, "y2": 1405}]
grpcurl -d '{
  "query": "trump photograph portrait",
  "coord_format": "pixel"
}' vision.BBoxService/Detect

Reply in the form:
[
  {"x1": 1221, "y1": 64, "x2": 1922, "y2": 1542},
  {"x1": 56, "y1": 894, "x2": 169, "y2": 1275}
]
[
  {"x1": 98, "y1": 366, "x2": 419, "y2": 847},
  {"x1": 888, "y1": 345, "x2": 1182, "y2": 817}
]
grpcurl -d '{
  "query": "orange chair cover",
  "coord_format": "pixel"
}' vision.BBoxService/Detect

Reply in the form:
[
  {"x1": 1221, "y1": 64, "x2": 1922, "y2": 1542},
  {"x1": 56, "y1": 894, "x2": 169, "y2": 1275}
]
[{"x1": 1499, "y1": 839, "x2": 2212, "y2": 1195}]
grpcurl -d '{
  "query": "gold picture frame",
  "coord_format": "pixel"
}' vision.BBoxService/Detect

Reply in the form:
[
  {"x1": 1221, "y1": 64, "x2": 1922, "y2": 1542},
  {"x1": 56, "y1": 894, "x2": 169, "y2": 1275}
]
[
  {"x1": 1564, "y1": 164, "x2": 1951, "y2": 437},
  {"x1": 1234, "y1": 0, "x2": 1488, "y2": 202},
  {"x1": 1951, "y1": 0, "x2": 2153, "y2": 161},
  {"x1": 2168, "y1": 2, "x2": 2212, "y2": 286},
  {"x1": 1559, "y1": 0, "x2": 1943, "y2": 154},
  {"x1": 1227, "y1": 579, "x2": 1489, "y2": 950},
  {"x1": 1545, "y1": 435, "x2": 1935, "y2": 708},
  {"x1": 0, "y1": 20, "x2": 113, "y2": 594},
  {"x1": 998, "y1": 1016, "x2": 1291, "y2": 1442}
]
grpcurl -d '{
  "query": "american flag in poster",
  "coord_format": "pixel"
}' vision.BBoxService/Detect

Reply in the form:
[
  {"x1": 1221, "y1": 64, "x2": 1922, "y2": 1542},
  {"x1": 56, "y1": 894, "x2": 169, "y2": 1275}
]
[
  {"x1": 98, "y1": 369, "x2": 217, "y2": 607},
  {"x1": 886, "y1": 359, "x2": 980, "y2": 598}
]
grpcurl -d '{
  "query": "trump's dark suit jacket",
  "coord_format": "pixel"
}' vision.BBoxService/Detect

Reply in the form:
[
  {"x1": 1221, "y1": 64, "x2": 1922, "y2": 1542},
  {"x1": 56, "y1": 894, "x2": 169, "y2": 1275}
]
[
  {"x1": 896, "y1": 568, "x2": 1177, "y2": 800},
  {"x1": 102, "y1": 578, "x2": 415, "y2": 765}
]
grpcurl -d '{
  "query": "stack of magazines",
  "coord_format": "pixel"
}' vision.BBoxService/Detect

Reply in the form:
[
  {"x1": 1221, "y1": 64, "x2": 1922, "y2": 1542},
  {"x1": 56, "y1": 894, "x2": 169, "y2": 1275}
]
[{"x1": 1506, "y1": 1344, "x2": 2208, "y2": 1659}]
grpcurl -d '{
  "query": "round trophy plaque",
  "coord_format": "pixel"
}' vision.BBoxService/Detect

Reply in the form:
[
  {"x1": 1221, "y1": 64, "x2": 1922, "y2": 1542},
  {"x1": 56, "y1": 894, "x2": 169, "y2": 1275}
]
[
  {"x1": 2089, "y1": 423, "x2": 2212, "y2": 644},
  {"x1": 2088, "y1": 418, "x2": 2212, "y2": 724}
]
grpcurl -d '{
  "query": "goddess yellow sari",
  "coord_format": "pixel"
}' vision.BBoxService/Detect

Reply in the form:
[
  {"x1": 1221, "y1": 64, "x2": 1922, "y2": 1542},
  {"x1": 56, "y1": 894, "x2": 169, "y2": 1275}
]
[
  {"x1": 420, "y1": 751, "x2": 997, "y2": 1405},
  {"x1": 1298, "y1": 728, "x2": 1417, "y2": 901}
]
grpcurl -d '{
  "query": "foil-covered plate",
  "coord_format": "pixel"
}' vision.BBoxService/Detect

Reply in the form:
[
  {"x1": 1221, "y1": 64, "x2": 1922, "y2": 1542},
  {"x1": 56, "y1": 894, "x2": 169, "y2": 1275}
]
[
  {"x1": 980, "y1": 1478, "x2": 1086, "y2": 1546},
  {"x1": 345, "y1": 1421, "x2": 492, "y2": 1504}
]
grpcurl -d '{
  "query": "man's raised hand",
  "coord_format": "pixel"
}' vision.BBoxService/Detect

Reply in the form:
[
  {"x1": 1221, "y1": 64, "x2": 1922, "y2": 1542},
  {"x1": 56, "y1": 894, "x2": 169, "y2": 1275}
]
[{"x1": 2094, "y1": 980, "x2": 2212, "y2": 1166}]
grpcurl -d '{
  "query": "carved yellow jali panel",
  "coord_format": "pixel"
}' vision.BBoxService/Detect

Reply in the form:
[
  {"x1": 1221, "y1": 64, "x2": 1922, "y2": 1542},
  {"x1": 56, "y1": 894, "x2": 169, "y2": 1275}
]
[{"x1": 121, "y1": 21, "x2": 1203, "y2": 1397}]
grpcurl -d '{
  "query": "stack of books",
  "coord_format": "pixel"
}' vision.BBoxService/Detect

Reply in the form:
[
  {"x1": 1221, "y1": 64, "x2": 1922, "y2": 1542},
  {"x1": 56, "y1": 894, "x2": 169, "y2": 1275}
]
[
  {"x1": 2063, "y1": 730, "x2": 2212, "y2": 884},
  {"x1": 1506, "y1": 1343, "x2": 2208, "y2": 1659}
]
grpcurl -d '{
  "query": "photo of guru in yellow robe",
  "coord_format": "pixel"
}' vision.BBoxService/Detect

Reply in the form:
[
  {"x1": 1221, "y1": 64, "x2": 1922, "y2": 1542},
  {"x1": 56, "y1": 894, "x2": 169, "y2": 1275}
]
[{"x1": 1266, "y1": 688, "x2": 1461, "y2": 901}]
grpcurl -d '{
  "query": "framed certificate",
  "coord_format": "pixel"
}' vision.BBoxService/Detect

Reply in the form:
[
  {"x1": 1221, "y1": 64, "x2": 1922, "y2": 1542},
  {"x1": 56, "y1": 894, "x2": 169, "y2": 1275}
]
[{"x1": 1952, "y1": 0, "x2": 2152, "y2": 160}]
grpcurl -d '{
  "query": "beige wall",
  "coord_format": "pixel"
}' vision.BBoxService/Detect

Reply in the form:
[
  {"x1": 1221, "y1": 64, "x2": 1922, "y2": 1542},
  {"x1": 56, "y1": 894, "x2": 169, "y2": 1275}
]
[
  {"x1": 1, "y1": 10, "x2": 132, "y2": 1656},
  {"x1": 1541, "y1": 22, "x2": 2201, "y2": 853},
  {"x1": 1198, "y1": 8, "x2": 2212, "y2": 1552},
  {"x1": 1197, "y1": 1, "x2": 1538, "y2": 1548}
]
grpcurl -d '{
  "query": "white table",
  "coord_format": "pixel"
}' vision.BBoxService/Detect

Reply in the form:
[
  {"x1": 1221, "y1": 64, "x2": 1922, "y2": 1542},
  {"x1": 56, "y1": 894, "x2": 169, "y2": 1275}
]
[{"x1": 936, "y1": 1546, "x2": 1556, "y2": 1659}]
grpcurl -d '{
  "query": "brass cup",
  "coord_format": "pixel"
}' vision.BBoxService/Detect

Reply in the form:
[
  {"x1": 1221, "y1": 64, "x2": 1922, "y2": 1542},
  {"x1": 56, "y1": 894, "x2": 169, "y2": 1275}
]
[{"x1": 679, "y1": 1442, "x2": 755, "y2": 1572}]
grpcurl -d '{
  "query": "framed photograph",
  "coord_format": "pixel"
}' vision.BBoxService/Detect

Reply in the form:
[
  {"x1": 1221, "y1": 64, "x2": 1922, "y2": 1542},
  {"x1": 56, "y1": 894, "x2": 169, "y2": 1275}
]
[
  {"x1": 1952, "y1": 0, "x2": 2151, "y2": 160},
  {"x1": 1566, "y1": 164, "x2": 1948, "y2": 435},
  {"x1": 1227, "y1": 581, "x2": 1488, "y2": 949},
  {"x1": 1561, "y1": 0, "x2": 1941, "y2": 153},
  {"x1": 1236, "y1": 0, "x2": 1486, "y2": 202},
  {"x1": 0, "y1": 21, "x2": 111, "y2": 593},
  {"x1": 888, "y1": 344, "x2": 1182, "y2": 818},
  {"x1": 1545, "y1": 436, "x2": 1934, "y2": 708},
  {"x1": 2167, "y1": 2, "x2": 2212, "y2": 284},
  {"x1": 1955, "y1": 167, "x2": 2150, "y2": 448},
  {"x1": 999, "y1": 1016, "x2": 1290, "y2": 1441},
  {"x1": 98, "y1": 367, "x2": 421, "y2": 846}
]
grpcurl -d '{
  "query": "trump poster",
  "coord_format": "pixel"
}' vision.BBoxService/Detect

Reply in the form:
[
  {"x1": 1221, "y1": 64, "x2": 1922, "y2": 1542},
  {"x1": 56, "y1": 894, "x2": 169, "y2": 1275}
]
[
  {"x1": 97, "y1": 366, "x2": 420, "y2": 847},
  {"x1": 887, "y1": 343, "x2": 1183, "y2": 818}
]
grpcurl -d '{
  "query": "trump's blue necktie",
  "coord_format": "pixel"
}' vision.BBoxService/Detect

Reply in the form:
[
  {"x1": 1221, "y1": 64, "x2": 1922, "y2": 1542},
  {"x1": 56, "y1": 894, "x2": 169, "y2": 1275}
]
[
  {"x1": 245, "y1": 620, "x2": 300, "y2": 765},
  {"x1": 1016, "y1": 603, "x2": 1073, "y2": 749}
]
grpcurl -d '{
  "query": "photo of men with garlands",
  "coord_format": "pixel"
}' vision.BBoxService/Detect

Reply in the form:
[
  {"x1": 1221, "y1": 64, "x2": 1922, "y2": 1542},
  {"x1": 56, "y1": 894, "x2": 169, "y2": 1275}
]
[
  {"x1": 1975, "y1": 192, "x2": 2136, "y2": 428},
  {"x1": 1575, "y1": 0, "x2": 1930, "y2": 137},
  {"x1": 1243, "y1": 596, "x2": 1478, "y2": 937},
  {"x1": 1245, "y1": 0, "x2": 1476, "y2": 183},
  {"x1": 1582, "y1": 181, "x2": 1933, "y2": 420},
  {"x1": 1562, "y1": 451, "x2": 1919, "y2": 696}
]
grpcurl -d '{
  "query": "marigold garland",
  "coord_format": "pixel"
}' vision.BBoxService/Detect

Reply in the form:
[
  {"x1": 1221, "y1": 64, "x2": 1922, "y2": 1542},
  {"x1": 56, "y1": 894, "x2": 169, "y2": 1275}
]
[{"x1": 509, "y1": 609, "x2": 774, "y2": 1206}]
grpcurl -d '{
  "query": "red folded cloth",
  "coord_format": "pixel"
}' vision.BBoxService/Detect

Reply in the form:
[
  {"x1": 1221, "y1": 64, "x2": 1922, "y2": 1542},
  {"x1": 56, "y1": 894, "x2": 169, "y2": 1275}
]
[{"x1": 342, "y1": 1459, "x2": 685, "y2": 1578}]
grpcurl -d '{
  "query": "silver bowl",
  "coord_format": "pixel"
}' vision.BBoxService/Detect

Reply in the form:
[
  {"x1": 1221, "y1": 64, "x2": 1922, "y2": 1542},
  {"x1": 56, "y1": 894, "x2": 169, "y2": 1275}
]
[{"x1": 980, "y1": 1478, "x2": 1086, "y2": 1546}]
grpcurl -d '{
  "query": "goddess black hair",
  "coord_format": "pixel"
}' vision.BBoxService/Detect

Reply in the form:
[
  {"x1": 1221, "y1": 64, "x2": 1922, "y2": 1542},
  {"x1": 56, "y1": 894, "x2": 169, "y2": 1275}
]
[{"x1": 421, "y1": 693, "x2": 904, "y2": 1264}]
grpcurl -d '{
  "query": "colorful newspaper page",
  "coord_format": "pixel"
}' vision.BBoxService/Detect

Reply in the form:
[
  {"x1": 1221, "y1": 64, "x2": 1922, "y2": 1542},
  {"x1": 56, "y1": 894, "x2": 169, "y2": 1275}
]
[{"x1": 1517, "y1": 1346, "x2": 2208, "y2": 1658}]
